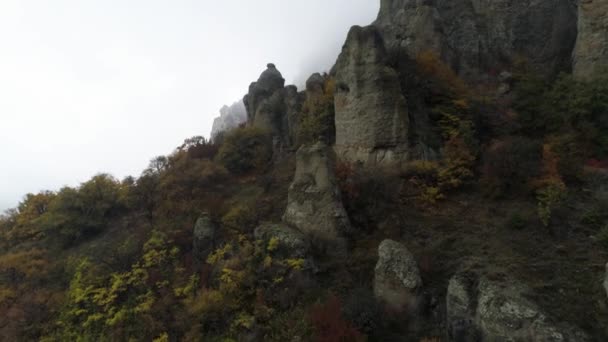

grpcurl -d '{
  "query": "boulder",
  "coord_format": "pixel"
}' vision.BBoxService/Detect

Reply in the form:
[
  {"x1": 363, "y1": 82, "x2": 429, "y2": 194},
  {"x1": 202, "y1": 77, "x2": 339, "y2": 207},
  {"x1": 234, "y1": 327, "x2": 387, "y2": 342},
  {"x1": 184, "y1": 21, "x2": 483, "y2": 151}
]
[
  {"x1": 254, "y1": 223, "x2": 310, "y2": 259},
  {"x1": 333, "y1": 25, "x2": 409, "y2": 165},
  {"x1": 446, "y1": 272, "x2": 480, "y2": 342},
  {"x1": 374, "y1": 0, "x2": 578, "y2": 79},
  {"x1": 446, "y1": 271, "x2": 590, "y2": 342},
  {"x1": 193, "y1": 213, "x2": 216, "y2": 265},
  {"x1": 374, "y1": 239, "x2": 423, "y2": 313},
  {"x1": 574, "y1": 0, "x2": 608, "y2": 80},
  {"x1": 282, "y1": 141, "x2": 352, "y2": 243}
]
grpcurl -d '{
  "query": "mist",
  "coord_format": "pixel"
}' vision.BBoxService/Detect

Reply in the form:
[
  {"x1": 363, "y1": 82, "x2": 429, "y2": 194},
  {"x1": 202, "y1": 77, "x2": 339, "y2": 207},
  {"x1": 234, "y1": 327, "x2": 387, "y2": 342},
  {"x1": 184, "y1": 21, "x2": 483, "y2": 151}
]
[{"x1": 0, "y1": 1, "x2": 379, "y2": 212}]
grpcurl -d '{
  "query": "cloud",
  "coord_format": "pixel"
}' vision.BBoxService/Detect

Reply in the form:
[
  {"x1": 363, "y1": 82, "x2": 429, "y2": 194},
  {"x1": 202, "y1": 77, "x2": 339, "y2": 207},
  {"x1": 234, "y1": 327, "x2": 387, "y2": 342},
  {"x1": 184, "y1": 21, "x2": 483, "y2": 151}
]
[{"x1": 0, "y1": 0, "x2": 379, "y2": 211}]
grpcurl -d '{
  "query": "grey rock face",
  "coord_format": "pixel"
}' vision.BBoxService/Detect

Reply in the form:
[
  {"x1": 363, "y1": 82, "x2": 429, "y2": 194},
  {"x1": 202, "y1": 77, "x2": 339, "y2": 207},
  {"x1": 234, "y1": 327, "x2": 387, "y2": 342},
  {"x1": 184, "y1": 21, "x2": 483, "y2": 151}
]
[
  {"x1": 446, "y1": 272, "x2": 589, "y2": 342},
  {"x1": 193, "y1": 213, "x2": 216, "y2": 265},
  {"x1": 604, "y1": 262, "x2": 608, "y2": 300},
  {"x1": 210, "y1": 101, "x2": 247, "y2": 140},
  {"x1": 284, "y1": 85, "x2": 305, "y2": 149},
  {"x1": 374, "y1": 239, "x2": 422, "y2": 313},
  {"x1": 333, "y1": 25, "x2": 409, "y2": 165},
  {"x1": 254, "y1": 223, "x2": 309, "y2": 259},
  {"x1": 283, "y1": 142, "x2": 351, "y2": 241},
  {"x1": 243, "y1": 64, "x2": 303, "y2": 149},
  {"x1": 374, "y1": 0, "x2": 578, "y2": 78},
  {"x1": 574, "y1": 0, "x2": 608, "y2": 79},
  {"x1": 305, "y1": 73, "x2": 325, "y2": 94}
]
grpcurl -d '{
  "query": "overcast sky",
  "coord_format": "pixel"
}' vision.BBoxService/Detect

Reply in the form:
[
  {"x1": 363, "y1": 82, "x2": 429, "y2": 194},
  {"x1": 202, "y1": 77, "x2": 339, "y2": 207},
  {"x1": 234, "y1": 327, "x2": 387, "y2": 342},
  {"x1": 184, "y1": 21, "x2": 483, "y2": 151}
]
[{"x1": 0, "y1": 0, "x2": 379, "y2": 212}]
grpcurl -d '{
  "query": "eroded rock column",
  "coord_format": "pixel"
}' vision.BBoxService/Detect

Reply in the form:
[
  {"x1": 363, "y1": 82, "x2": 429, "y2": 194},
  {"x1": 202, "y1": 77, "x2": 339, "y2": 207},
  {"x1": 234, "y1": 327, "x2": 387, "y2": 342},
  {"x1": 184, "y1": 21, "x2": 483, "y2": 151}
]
[
  {"x1": 333, "y1": 25, "x2": 409, "y2": 165},
  {"x1": 283, "y1": 141, "x2": 352, "y2": 244}
]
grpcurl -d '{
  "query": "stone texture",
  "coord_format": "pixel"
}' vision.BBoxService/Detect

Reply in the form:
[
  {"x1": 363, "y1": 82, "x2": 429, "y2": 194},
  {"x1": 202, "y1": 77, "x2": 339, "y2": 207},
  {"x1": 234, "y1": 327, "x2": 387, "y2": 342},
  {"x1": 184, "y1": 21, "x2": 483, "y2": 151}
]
[
  {"x1": 282, "y1": 142, "x2": 351, "y2": 241},
  {"x1": 243, "y1": 64, "x2": 305, "y2": 150},
  {"x1": 374, "y1": 239, "x2": 422, "y2": 313},
  {"x1": 446, "y1": 272, "x2": 480, "y2": 342},
  {"x1": 210, "y1": 101, "x2": 247, "y2": 140},
  {"x1": 333, "y1": 25, "x2": 409, "y2": 165},
  {"x1": 604, "y1": 262, "x2": 608, "y2": 300},
  {"x1": 374, "y1": 0, "x2": 578, "y2": 78},
  {"x1": 284, "y1": 85, "x2": 304, "y2": 150},
  {"x1": 446, "y1": 272, "x2": 590, "y2": 342},
  {"x1": 193, "y1": 213, "x2": 216, "y2": 265},
  {"x1": 574, "y1": 0, "x2": 608, "y2": 79},
  {"x1": 254, "y1": 223, "x2": 309, "y2": 259}
]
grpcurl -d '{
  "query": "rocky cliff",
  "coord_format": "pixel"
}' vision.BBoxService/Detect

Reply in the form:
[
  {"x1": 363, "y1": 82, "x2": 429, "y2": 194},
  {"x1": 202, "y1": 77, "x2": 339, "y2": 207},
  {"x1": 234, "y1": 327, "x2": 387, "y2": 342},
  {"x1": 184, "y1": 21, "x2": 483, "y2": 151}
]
[
  {"x1": 210, "y1": 101, "x2": 247, "y2": 140},
  {"x1": 574, "y1": 0, "x2": 608, "y2": 79},
  {"x1": 243, "y1": 64, "x2": 303, "y2": 150},
  {"x1": 374, "y1": 0, "x2": 579, "y2": 78},
  {"x1": 333, "y1": 26, "x2": 410, "y2": 164},
  {"x1": 330, "y1": 0, "x2": 607, "y2": 165}
]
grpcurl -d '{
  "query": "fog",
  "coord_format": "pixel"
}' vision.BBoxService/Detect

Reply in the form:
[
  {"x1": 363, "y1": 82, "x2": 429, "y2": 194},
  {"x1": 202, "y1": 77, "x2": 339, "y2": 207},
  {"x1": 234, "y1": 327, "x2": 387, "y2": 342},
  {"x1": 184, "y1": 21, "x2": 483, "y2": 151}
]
[{"x1": 0, "y1": 0, "x2": 379, "y2": 212}]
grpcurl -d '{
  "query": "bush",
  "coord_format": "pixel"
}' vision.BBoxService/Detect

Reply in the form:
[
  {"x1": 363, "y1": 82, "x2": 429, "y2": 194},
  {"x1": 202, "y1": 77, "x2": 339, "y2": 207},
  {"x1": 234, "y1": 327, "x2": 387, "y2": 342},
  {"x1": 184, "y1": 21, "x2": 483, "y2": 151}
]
[
  {"x1": 217, "y1": 127, "x2": 272, "y2": 174},
  {"x1": 309, "y1": 295, "x2": 364, "y2": 342},
  {"x1": 547, "y1": 133, "x2": 586, "y2": 182},
  {"x1": 178, "y1": 136, "x2": 220, "y2": 160},
  {"x1": 221, "y1": 204, "x2": 257, "y2": 233},
  {"x1": 156, "y1": 155, "x2": 229, "y2": 215},
  {"x1": 296, "y1": 76, "x2": 336, "y2": 146},
  {"x1": 481, "y1": 136, "x2": 542, "y2": 197},
  {"x1": 505, "y1": 213, "x2": 527, "y2": 230},
  {"x1": 341, "y1": 288, "x2": 383, "y2": 336},
  {"x1": 513, "y1": 70, "x2": 608, "y2": 159},
  {"x1": 38, "y1": 174, "x2": 125, "y2": 247},
  {"x1": 596, "y1": 225, "x2": 608, "y2": 250},
  {"x1": 438, "y1": 136, "x2": 476, "y2": 190}
]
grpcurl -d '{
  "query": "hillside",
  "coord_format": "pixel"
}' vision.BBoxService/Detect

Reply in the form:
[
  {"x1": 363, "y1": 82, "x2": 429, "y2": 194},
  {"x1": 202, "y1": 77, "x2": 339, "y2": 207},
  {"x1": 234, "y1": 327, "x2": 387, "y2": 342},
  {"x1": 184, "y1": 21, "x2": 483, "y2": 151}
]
[{"x1": 2, "y1": 1, "x2": 608, "y2": 341}]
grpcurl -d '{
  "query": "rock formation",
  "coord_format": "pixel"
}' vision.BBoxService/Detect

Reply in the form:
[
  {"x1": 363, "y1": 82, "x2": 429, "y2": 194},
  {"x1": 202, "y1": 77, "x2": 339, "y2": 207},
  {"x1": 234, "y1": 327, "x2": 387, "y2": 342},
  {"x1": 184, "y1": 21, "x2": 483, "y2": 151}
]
[
  {"x1": 604, "y1": 262, "x2": 608, "y2": 301},
  {"x1": 243, "y1": 64, "x2": 303, "y2": 149},
  {"x1": 374, "y1": 0, "x2": 578, "y2": 78},
  {"x1": 374, "y1": 239, "x2": 422, "y2": 313},
  {"x1": 210, "y1": 101, "x2": 247, "y2": 140},
  {"x1": 333, "y1": 25, "x2": 409, "y2": 164},
  {"x1": 446, "y1": 271, "x2": 590, "y2": 342},
  {"x1": 574, "y1": 0, "x2": 608, "y2": 79},
  {"x1": 193, "y1": 213, "x2": 216, "y2": 266},
  {"x1": 282, "y1": 141, "x2": 351, "y2": 243},
  {"x1": 254, "y1": 223, "x2": 310, "y2": 260}
]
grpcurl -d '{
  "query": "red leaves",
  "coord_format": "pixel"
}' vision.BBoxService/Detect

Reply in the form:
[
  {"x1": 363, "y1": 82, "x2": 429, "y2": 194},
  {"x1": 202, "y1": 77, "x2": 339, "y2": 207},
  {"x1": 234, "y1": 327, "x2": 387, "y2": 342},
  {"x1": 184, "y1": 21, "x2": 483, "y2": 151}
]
[{"x1": 309, "y1": 295, "x2": 364, "y2": 342}]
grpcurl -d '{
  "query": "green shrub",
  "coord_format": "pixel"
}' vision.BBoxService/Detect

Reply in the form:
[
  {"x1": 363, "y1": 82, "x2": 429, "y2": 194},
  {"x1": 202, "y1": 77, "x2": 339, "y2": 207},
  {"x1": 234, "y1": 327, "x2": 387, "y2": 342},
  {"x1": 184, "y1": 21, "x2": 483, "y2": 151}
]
[
  {"x1": 596, "y1": 225, "x2": 608, "y2": 250},
  {"x1": 342, "y1": 288, "x2": 383, "y2": 336},
  {"x1": 481, "y1": 136, "x2": 542, "y2": 197},
  {"x1": 506, "y1": 213, "x2": 527, "y2": 230},
  {"x1": 217, "y1": 127, "x2": 272, "y2": 174},
  {"x1": 221, "y1": 204, "x2": 257, "y2": 233},
  {"x1": 296, "y1": 76, "x2": 336, "y2": 146},
  {"x1": 33, "y1": 174, "x2": 125, "y2": 247},
  {"x1": 513, "y1": 70, "x2": 608, "y2": 159}
]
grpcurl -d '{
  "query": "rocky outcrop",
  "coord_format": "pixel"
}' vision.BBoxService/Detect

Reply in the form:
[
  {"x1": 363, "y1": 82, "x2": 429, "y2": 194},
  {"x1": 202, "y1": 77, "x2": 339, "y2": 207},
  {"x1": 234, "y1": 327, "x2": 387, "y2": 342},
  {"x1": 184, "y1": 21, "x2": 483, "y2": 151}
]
[
  {"x1": 243, "y1": 64, "x2": 303, "y2": 149},
  {"x1": 254, "y1": 223, "x2": 310, "y2": 259},
  {"x1": 374, "y1": 239, "x2": 422, "y2": 313},
  {"x1": 374, "y1": 0, "x2": 578, "y2": 78},
  {"x1": 283, "y1": 142, "x2": 351, "y2": 243},
  {"x1": 333, "y1": 25, "x2": 409, "y2": 165},
  {"x1": 574, "y1": 0, "x2": 608, "y2": 79},
  {"x1": 446, "y1": 271, "x2": 590, "y2": 342},
  {"x1": 604, "y1": 262, "x2": 608, "y2": 301},
  {"x1": 193, "y1": 213, "x2": 216, "y2": 265},
  {"x1": 210, "y1": 101, "x2": 247, "y2": 140},
  {"x1": 284, "y1": 85, "x2": 304, "y2": 148}
]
